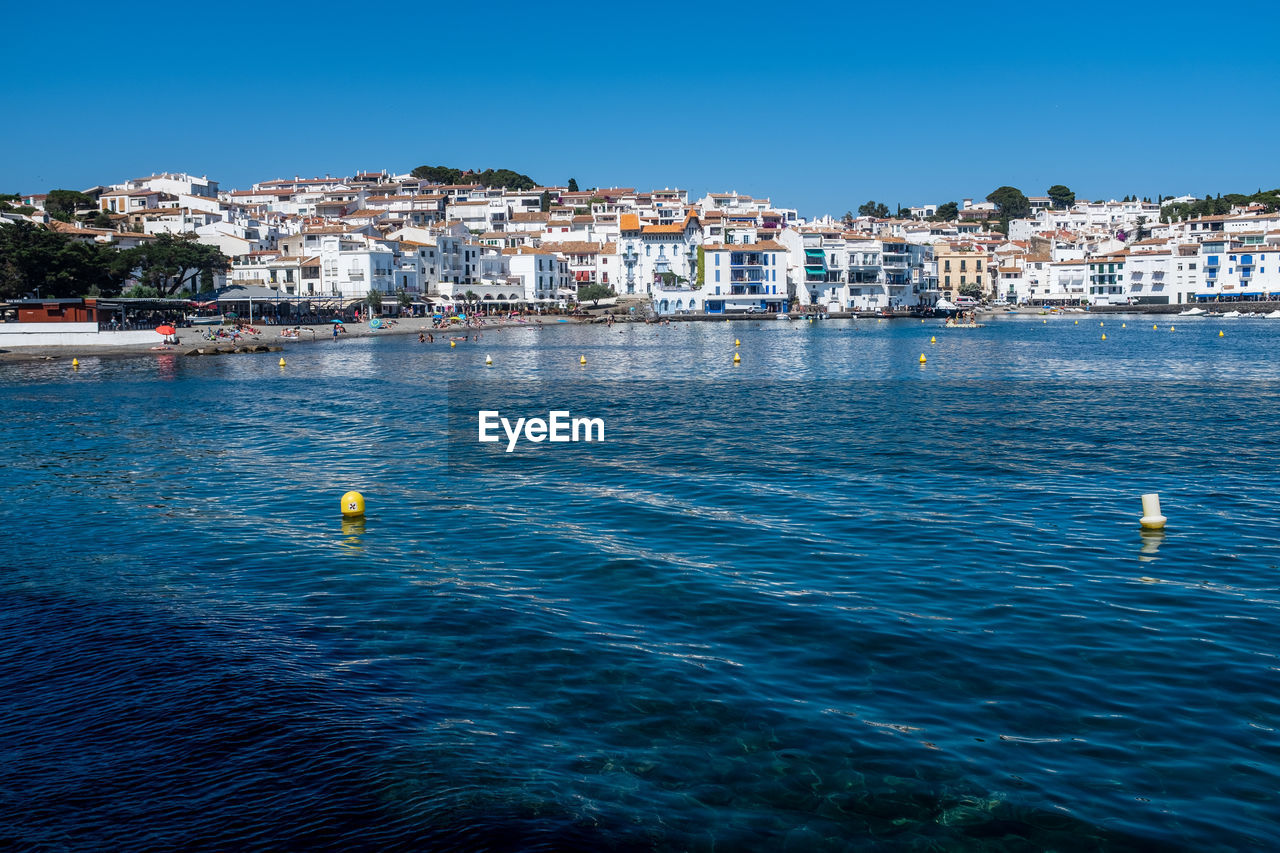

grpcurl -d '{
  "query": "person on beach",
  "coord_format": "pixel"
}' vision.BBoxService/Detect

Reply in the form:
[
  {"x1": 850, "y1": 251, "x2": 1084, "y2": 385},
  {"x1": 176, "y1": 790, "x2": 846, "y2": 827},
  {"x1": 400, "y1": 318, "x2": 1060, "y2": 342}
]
[
  {"x1": 333, "y1": 325, "x2": 339, "y2": 340},
  {"x1": 427, "y1": 333, "x2": 434, "y2": 343},
  {"x1": 418, "y1": 333, "x2": 425, "y2": 343}
]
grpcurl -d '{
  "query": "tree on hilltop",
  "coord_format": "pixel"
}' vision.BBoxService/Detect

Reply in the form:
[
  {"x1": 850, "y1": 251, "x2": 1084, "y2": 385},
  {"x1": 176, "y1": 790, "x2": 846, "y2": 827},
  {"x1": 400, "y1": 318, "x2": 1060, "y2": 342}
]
[
  {"x1": 1047, "y1": 185, "x2": 1075, "y2": 209},
  {"x1": 931, "y1": 201, "x2": 959, "y2": 221},
  {"x1": 985, "y1": 186, "x2": 1030, "y2": 220},
  {"x1": 567, "y1": 177, "x2": 579, "y2": 192},
  {"x1": 411, "y1": 165, "x2": 465, "y2": 184},
  {"x1": 857, "y1": 200, "x2": 889, "y2": 218}
]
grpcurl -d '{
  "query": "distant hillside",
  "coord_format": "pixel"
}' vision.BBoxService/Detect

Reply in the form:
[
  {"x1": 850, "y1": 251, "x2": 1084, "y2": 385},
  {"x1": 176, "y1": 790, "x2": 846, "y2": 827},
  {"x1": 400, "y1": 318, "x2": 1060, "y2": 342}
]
[{"x1": 409, "y1": 165, "x2": 538, "y2": 191}]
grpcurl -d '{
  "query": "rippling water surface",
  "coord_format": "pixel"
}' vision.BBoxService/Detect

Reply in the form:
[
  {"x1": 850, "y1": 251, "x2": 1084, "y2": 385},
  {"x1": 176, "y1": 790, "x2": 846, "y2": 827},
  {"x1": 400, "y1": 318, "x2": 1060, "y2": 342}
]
[{"x1": 3, "y1": 315, "x2": 1280, "y2": 851}]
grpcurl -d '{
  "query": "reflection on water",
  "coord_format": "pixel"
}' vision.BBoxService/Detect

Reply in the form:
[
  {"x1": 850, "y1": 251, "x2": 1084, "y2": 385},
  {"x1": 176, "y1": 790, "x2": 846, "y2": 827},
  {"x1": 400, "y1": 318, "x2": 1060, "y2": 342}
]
[
  {"x1": 1139, "y1": 529, "x2": 1165, "y2": 562},
  {"x1": 3, "y1": 318, "x2": 1280, "y2": 851}
]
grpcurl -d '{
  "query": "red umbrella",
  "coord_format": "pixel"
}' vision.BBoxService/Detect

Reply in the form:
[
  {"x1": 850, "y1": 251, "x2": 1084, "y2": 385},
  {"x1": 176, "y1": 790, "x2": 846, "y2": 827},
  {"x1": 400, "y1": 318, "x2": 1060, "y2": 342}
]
[{"x1": 155, "y1": 325, "x2": 176, "y2": 336}]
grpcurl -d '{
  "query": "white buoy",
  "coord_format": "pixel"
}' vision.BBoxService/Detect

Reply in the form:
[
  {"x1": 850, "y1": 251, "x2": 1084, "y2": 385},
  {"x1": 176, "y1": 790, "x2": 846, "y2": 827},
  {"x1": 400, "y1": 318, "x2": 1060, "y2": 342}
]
[{"x1": 1140, "y1": 493, "x2": 1166, "y2": 530}]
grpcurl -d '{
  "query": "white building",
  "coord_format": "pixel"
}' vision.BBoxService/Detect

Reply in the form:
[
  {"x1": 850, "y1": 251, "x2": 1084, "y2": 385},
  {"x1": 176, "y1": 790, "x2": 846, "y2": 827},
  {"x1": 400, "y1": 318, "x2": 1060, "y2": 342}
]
[
  {"x1": 698, "y1": 241, "x2": 788, "y2": 314},
  {"x1": 618, "y1": 213, "x2": 700, "y2": 296}
]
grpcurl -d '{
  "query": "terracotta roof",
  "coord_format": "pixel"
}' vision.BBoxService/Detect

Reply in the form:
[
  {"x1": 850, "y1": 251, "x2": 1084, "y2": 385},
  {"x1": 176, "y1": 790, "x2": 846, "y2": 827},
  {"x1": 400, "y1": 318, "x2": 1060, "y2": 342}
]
[
  {"x1": 619, "y1": 213, "x2": 640, "y2": 231},
  {"x1": 540, "y1": 241, "x2": 609, "y2": 256},
  {"x1": 701, "y1": 240, "x2": 786, "y2": 252}
]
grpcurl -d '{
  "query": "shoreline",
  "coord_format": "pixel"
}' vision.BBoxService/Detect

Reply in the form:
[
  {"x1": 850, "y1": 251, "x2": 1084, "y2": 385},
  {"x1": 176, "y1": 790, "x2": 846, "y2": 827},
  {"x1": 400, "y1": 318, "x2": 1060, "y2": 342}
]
[{"x1": 0, "y1": 315, "x2": 592, "y2": 361}]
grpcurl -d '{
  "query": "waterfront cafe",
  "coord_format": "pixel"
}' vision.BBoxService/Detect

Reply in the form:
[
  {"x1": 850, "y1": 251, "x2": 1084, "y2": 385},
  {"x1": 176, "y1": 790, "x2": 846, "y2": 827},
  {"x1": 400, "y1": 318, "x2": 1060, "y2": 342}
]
[
  {"x1": 1, "y1": 297, "x2": 192, "y2": 330},
  {"x1": 209, "y1": 284, "x2": 347, "y2": 323}
]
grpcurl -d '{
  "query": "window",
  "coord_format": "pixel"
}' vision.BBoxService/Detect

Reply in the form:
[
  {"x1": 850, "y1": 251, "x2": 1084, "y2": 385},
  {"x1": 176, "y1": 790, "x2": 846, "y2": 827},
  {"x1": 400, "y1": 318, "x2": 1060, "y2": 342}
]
[
  {"x1": 960, "y1": 260, "x2": 967, "y2": 271},
  {"x1": 715, "y1": 270, "x2": 720, "y2": 282},
  {"x1": 945, "y1": 275, "x2": 951, "y2": 286},
  {"x1": 944, "y1": 260, "x2": 951, "y2": 271}
]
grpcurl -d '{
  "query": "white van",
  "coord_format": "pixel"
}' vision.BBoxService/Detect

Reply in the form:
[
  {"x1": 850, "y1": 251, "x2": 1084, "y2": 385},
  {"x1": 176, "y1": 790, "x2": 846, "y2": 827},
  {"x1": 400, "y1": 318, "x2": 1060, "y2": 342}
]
[{"x1": 953, "y1": 296, "x2": 980, "y2": 309}]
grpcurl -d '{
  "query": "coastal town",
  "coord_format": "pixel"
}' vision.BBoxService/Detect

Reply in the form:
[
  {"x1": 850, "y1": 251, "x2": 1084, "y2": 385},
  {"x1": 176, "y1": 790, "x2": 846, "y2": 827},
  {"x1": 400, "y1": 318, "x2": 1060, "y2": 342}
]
[{"x1": 3, "y1": 169, "x2": 1280, "y2": 331}]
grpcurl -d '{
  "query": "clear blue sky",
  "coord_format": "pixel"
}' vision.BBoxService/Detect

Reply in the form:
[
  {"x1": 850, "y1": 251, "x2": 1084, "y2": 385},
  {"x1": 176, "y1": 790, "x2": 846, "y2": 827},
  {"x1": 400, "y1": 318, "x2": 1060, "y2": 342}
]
[{"x1": 5, "y1": 0, "x2": 1278, "y2": 218}]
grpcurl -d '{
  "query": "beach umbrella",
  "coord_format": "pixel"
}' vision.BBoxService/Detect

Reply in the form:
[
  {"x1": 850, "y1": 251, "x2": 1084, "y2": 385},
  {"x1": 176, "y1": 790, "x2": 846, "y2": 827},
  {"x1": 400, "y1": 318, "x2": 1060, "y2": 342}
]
[
  {"x1": 155, "y1": 324, "x2": 176, "y2": 336},
  {"x1": 224, "y1": 312, "x2": 239, "y2": 319},
  {"x1": 331, "y1": 319, "x2": 345, "y2": 324},
  {"x1": 369, "y1": 318, "x2": 383, "y2": 329}
]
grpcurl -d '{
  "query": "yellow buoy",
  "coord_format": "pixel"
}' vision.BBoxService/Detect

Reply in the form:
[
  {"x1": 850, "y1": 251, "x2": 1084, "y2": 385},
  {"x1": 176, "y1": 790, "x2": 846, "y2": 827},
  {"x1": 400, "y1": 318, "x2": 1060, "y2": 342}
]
[
  {"x1": 71, "y1": 358, "x2": 79, "y2": 368},
  {"x1": 1153, "y1": 324, "x2": 1158, "y2": 330},
  {"x1": 919, "y1": 353, "x2": 927, "y2": 364},
  {"x1": 733, "y1": 352, "x2": 741, "y2": 364},
  {"x1": 1140, "y1": 493, "x2": 1166, "y2": 530},
  {"x1": 1122, "y1": 323, "x2": 1126, "y2": 328},
  {"x1": 930, "y1": 336, "x2": 936, "y2": 344},
  {"x1": 1171, "y1": 326, "x2": 1175, "y2": 332},
  {"x1": 1100, "y1": 321, "x2": 1105, "y2": 326},
  {"x1": 341, "y1": 490, "x2": 365, "y2": 518},
  {"x1": 279, "y1": 357, "x2": 286, "y2": 367},
  {"x1": 580, "y1": 355, "x2": 587, "y2": 365},
  {"x1": 1074, "y1": 320, "x2": 1078, "y2": 325},
  {"x1": 450, "y1": 340, "x2": 456, "y2": 348},
  {"x1": 735, "y1": 339, "x2": 740, "y2": 347},
  {"x1": 1102, "y1": 333, "x2": 1107, "y2": 340},
  {"x1": 485, "y1": 354, "x2": 493, "y2": 365},
  {"x1": 1219, "y1": 330, "x2": 1224, "y2": 337}
]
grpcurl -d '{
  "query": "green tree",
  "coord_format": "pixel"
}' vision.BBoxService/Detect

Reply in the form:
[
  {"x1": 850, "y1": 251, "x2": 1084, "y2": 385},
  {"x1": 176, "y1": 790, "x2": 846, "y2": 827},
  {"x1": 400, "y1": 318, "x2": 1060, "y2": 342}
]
[
  {"x1": 959, "y1": 282, "x2": 984, "y2": 299},
  {"x1": 985, "y1": 186, "x2": 1030, "y2": 220},
  {"x1": 396, "y1": 288, "x2": 412, "y2": 309},
  {"x1": 472, "y1": 168, "x2": 537, "y2": 191},
  {"x1": 579, "y1": 283, "x2": 614, "y2": 302},
  {"x1": 696, "y1": 245, "x2": 706, "y2": 288},
  {"x1": 119, "y1": 233, "x2": 227, "y2": 296},
  {"x1": 932, "y1": 201, "x2": 959, "y2": 221},
  {"x1": 841, "y1": 211, "x2": 854, "y2": 227},
  {"x1": 567, "y1": 177, "x2": 579, "y2": 192},
  {"x1": 857, "y1": 200, "x2": 889, "y2": 218},
  {"x1": 1047, "y1": 185, "x2": 1075, "y2": 209},
  {"x1": 366, "y1": 288, "x2": 383, "y2": 314},
  {"x1": 539, "y1": 190, "x2": 550, "y2": 212},
  {"x1": 411, "y1": 165, "x2": 465, "y2": 184},
  {"x1": 91, "y1": 211, "x2": 113, "y2": 229},
  {"x1": 0, "y1": 221, "x2": 124, "y2": 299},
  {"x1": 44, "y1": 189, "x2": 95, "y2": 222}
]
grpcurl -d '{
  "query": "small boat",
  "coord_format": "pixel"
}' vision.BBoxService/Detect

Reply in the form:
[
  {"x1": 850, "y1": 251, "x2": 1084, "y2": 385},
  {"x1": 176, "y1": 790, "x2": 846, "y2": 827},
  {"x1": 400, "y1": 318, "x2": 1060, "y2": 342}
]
[
  {"x1": 191, "y1": 316, "x2": 223, "y2": 325},
  {"x1": 1265, "y1": 310, "x2": 1280, "y2": 319},
  {"x1": 1178, "y1": 307, "x2": 1206, "y2": 316},
  {"x1": 1222, "y1": 310, "x2": 1242, "y2": 318},
  {"x1": 776, "y1": 313, "x2": 790, "y2": 320}
]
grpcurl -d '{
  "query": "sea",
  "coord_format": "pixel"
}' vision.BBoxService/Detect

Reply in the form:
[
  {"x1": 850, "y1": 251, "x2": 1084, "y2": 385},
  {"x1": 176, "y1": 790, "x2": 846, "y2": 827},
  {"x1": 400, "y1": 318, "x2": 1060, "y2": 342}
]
[{"x1": 2, "y1": 314, "x2": 1278, "y2": 851}]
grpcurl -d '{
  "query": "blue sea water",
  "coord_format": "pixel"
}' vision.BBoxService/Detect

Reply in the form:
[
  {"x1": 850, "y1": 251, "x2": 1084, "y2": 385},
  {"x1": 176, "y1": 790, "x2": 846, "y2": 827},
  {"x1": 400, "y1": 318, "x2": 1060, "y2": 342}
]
[{"x1": 2, "y1": 315, "x2": 1280, "y2": 851}]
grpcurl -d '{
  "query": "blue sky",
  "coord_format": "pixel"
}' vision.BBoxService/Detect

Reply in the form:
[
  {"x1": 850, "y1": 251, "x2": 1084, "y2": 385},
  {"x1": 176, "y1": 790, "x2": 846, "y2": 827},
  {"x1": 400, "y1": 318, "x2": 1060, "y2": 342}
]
[{"x1": 5, "y1": 0, "x2": 1279, "y2": 218}]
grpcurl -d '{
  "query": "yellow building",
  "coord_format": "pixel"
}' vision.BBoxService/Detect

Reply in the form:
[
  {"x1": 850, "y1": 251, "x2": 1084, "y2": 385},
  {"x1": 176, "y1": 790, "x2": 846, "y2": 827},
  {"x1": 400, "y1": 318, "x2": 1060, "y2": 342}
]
[{"x1": 935, "y1": 245, "x2": 991, "y2": 301}]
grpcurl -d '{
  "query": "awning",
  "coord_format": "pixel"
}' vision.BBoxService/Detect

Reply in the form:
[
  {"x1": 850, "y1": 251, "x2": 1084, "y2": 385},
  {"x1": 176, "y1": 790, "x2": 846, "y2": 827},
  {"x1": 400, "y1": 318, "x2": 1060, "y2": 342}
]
[
  {"x1": 804, "y1": 265, "x2": 825, "y2": 273},
  {"x1": 804, "y1": 249, "x2": 825, "y2": 259},
  {"x1": 1240, "y1": 292, "x2": 1263, "y2": 296}
]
